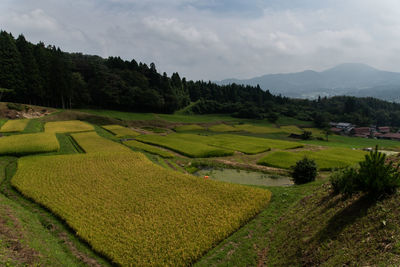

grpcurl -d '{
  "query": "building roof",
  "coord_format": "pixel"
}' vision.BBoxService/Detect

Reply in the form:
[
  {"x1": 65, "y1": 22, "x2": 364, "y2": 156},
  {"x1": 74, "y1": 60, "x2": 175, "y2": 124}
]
[
  {"x1": 381, "y1": 133, "x2": 400, "y2": 140},
  {"x1": 330, "y1": 127, "x2": 342, "y2": 133},
  {"x1": 337, "y1": 122, "x2": 352, "y2": 128},
  {"x1": 378, "y1": 126, "x2": 390, "y2": 132},
  {"x1": 353, "y1": 127, "x2": 370, "y2": 134}
]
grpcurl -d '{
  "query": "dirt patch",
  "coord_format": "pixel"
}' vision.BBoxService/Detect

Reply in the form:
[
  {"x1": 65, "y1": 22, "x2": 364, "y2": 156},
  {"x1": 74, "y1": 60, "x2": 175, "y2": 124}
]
[
  {"x1": 57, "y1": 232, "x2": 103, "y2": 267},
  {"x1": 0, "y1": 204, "x2": 41, "y2": 265}
]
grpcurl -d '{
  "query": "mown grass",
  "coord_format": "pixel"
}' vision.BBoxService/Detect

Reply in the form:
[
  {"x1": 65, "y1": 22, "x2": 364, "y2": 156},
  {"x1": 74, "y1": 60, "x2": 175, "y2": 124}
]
[
  {"x1": 123, "y1": 140, "x2": 174, "y2": 158},
  {"x1": 0, "y1": 119, "x2": 29, "y2": 132},
  {"x1": 258, "y1": 148, "x2": 366, "y2": 170},
  {"x1": 71, "y1": 131, "x2": 131, "y2": 153},
  {"x1": 45, "y1": 120, "x2": 94, "y2": 133},
  {"x1": 101, "y1": 124, "x2": 140, "y2": 137},
  {"x1": 22, "y1": 119, "x2": 44, "y2": 133},
  {"x1": 301, "y1": 134, "x2": 400, "y2": 149},
  {"x1": 0, "y1": 133, "x2": 59, "y2": 156},
  {"x1": 196, "y1": 181, "x2": 324, "y2": 266},
  {"x1": 136, "y1": 134, "x2": 233, "y2": 158},
  {"x1": 208, "y1": 124, "x2": 238, "y2": 132},
  {"x1": 12, "y1": 152, "x2": 271, "y2": 266},
  {"x1": 174, "y1": 124, "x2": 205, "y2": 132}
]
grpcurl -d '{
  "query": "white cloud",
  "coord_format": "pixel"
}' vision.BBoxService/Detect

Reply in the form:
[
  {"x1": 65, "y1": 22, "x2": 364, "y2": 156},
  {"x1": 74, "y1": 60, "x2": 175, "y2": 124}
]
[{"x1": 1, "y1": 0, "x2": 400, "y2": 80}]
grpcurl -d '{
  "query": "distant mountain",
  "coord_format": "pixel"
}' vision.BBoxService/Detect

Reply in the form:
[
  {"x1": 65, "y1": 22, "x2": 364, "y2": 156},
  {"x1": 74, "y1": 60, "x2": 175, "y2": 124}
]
[{"x1": 218, "y1": 63, "x2": 400, "y2": 101}]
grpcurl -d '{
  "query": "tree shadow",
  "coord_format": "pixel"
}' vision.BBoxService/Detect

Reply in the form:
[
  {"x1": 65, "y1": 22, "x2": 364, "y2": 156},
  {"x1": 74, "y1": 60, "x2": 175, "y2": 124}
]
[{"x1": 316, "y1": 194, "x2": 376, "y2": 242}]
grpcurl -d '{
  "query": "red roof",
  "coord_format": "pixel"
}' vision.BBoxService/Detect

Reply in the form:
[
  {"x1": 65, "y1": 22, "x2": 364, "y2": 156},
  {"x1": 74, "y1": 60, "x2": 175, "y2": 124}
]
[
  {"x1": 353, "y1": 127, "x2": 370, "y2": 134},
  {"x1": 381, "y1": 133, "x2": 400, "y2": 140},
  {"x1": 378, "y1": 126, "x2": 390, "y2": 133},
  {"x1": 330, "y1": 127, "x2": 342, "y2": 133}
]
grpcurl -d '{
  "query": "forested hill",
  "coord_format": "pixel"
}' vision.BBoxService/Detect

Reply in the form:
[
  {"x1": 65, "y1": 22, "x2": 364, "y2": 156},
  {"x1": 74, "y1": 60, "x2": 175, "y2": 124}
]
[{"x1": 2, "y1": 30, "x2": 400, "y2": 127}]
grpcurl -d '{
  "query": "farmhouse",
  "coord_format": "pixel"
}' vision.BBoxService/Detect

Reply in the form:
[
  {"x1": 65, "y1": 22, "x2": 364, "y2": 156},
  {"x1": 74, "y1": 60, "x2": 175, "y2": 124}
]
[
  {"x1": 351, "y1": 127, "x2": 371, "y2": 138},
  {"x1": 379, "y1": 133, "x2": 400, "y2": 141}
]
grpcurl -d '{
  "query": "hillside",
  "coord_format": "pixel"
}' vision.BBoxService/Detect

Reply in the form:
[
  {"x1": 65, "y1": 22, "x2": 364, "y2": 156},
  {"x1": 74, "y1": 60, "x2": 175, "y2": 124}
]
[
  {"x1": 259, "y1": 183, "x2": 400, "y2": 266},
  {"x1": 219, "y1": 63, "x2": 400, "y2": 101}
]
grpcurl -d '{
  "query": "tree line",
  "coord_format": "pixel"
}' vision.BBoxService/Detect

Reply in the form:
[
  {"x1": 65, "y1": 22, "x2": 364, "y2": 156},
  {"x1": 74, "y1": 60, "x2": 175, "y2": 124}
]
[{"x1": 1, "y1": 30, "x2": 400, "y2": 127}]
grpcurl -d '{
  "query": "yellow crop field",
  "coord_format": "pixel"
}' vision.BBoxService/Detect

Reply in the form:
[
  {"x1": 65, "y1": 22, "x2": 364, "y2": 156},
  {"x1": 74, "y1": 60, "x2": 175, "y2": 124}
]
[
  {"x1": 0, "y1": 133, "x2": 59, "y2": 155},
  {"x1": 102, "y1": 124, "x2": 140, "y2": 137},
  {"x1": 280, "y1": 125, "x2": 303, "y2": 134},
  {"x1": 12, "y1": 152, "x2": 271, "y2": 266},
  {"x1": 45, "y1": 120, "x2": 94, "y2": 133},
  {"x1": 123, "y1": 140, "x2": 174, "y2": 158},
  {"x1": 0, "y1": 119, "x2": 29, "y2": 132},
  {"x1": 71, "y1": 131, "x2": 131, "y2": 153},
  {"x1": 208, "y1": 124, "x2": 238, "y2": 132}
]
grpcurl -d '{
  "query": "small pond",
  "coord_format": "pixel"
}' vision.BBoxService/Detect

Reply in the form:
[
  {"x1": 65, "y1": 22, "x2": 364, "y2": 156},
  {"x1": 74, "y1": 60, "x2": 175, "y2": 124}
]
[{"x1": 194, "y1": 168, "x2": 293, "y2": 187}]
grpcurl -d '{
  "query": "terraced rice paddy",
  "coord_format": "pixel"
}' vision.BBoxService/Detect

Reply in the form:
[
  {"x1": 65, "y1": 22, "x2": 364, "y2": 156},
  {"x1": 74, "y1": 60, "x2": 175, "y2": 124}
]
[
  {"x1": 12, "y1": 152, "x2": 271, "y2": 266},
  {"x1": 123, "y1": 140, "x2": 174, "y2": 158},
  {"x1": 0, "y1": 119, "x2": 29, "y2": 132},
  {"x1": 0, "y1": 133, "x2": 59, "y2": 155},
  {"x1": 71, "y1": 131, "x2": 131, "y2": 153},
  {"x1": 174, "y1": 124, "x2": 205, "y2": 132},
  {"x1": 136, "y1": 134, "x2": 234, "y2": 158},
  {"x1": 208, "y1": 124, "x2": 238, "y2": 132},
  {"x1": 176, "y1": 133, "x2": 303, "y2": 154},
  {"x1": 45, "y1": 120, "x2": 94, "y2": 133},
  {"x1": 234, "y1": 124, "x2": 303, "y2": 135},
  {"x1": 102, "y1": 124, "x2": 140, "y2": 137},
  {"x1": 257, "y1": 147, "x2": 367, "y2": 170}
]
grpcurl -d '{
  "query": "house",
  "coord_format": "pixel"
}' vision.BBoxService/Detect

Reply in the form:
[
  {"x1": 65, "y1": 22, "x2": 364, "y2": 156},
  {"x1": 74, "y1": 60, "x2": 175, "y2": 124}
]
[
  {"x1": 378, "y1": 126, "x2": 390, "y2": 134},
  {"x1": 379, "y1": 133, "x2": 400, "y2": 141},
  {"x1": 330, "y1": 127, "x2": 343, "y2": 134},
  {"x1": 351, "y1": 127, "x2": 371, "y2": 138}
]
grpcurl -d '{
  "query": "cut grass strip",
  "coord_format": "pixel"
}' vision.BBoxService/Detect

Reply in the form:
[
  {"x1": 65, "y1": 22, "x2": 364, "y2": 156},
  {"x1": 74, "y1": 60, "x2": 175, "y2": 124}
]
[
  {"x1": 0, "y1": 133, "x2": 59, "y2": 155},
  {"x1": 123, "y1": 140, "x2": 174, "y2": 158},
  {"x1": 45, "y1": 120, "x2": 94, "y2": 133},
  {"x1": 257, "y1": 148, "x2": 366, "y2": 170},
  {"x1": 0, "y1": 119, "x2": 29, "y2": 132},
  {"x1": 102, "y1": 125, "x2": 140, "y2": 137}
]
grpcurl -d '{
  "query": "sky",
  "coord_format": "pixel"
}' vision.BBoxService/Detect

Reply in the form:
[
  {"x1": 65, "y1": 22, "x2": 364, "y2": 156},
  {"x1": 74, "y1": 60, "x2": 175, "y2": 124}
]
[{"x1": 1, "y1": 0, "x2": 400, "y2": 80}]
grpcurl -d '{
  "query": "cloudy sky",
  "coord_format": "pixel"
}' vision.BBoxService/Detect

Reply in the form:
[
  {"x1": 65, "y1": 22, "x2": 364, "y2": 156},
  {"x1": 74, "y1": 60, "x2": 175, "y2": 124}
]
[{"x1": 1, "y1": 0, "x2": 400, "y2": 80}]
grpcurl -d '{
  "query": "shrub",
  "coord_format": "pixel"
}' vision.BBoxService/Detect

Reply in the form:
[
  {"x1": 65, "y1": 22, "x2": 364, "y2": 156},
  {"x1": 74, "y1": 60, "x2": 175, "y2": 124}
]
[
  {"x1": 7, "y1": 102, "x2": 24, "y2": 111},
  {"x1": 301, "y1": 131, "x2": 312, "y2": 140},
  {"x1": 291, "y1": 157, "x2": 317, "y2": 184},
  {"x1": 358, "y1": 147, "x2": 400, "y2": 195},
  {"x1": 330, "y1": 146, "x2": 400, "y2": 196},
  {"x1": 330, "y1": 167, "x2": 359, "y2": 196}
]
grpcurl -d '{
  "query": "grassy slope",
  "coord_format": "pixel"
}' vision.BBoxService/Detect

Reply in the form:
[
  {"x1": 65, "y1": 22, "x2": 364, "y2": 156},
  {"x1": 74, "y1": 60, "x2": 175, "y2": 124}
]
[
  {"x1": 261, "y1": 184, "x2": 400, "y2": 266},
  {"x1": 196, "y1": 180, "x2": 324, "y2": 266}
]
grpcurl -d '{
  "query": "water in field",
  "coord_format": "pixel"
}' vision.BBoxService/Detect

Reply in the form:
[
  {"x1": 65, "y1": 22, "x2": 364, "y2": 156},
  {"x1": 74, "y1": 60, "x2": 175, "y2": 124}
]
[{"x1": 194, "y1": 168, "x2": 293, "y2": 187}]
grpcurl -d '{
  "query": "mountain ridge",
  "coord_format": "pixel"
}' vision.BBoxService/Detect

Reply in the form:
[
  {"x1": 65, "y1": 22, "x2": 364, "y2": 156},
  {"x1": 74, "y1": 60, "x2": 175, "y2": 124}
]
[{"x1": 218, "y1": 63, "x2": 400, "y2": 101}]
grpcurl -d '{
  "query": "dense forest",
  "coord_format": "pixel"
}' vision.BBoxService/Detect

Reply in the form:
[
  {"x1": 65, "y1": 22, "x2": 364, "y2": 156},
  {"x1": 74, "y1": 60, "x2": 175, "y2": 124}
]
[{"x1": 1, "y1": 30, "x2": 400, "y2": 127}]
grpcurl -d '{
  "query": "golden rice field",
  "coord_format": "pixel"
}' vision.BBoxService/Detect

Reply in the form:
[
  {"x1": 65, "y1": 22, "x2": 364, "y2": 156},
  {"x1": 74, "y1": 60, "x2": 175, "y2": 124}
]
[
  {"x1": 71, "y1": 131, "x2": 131, "y2": 153},
  {"x1": 12, "y1": 152, "x2": 271, "y2": 266},
  {"x1": 45, "y1": 120, "x2": 94, "y2": 133},
  {"x1": 208, "y1": 124, "x2": 238, "y2": 132},
  {"x1": 0, "y1": 133, "x2": 59, "y2": 155},
  {"x1": 0, "y1": 119, "x2": 29, "y2": 132},
  {"x1": 102, "y1": 124, "x2": 140, "y2": 137},
  {"x1": 174, "y1": 124, "x2": 205, "y2": 132},
  {"x1": 123, "y1": 139, "x2": 174, "y2": 158}
]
